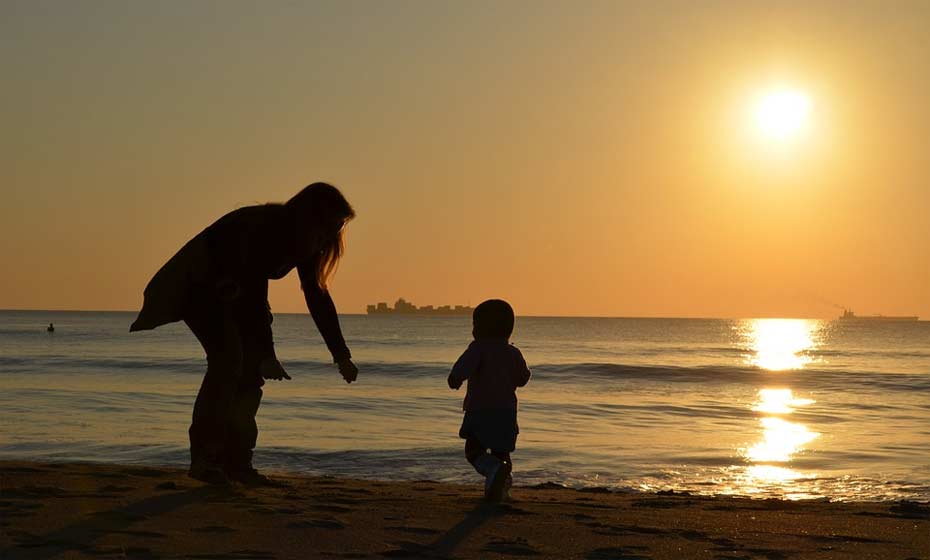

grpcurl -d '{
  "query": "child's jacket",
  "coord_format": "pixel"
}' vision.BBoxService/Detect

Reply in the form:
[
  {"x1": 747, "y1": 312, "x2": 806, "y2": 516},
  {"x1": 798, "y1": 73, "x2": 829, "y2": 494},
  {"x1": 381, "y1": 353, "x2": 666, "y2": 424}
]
[{"x1": 448, "y1": 339, "x2": 531, "y2": 411}]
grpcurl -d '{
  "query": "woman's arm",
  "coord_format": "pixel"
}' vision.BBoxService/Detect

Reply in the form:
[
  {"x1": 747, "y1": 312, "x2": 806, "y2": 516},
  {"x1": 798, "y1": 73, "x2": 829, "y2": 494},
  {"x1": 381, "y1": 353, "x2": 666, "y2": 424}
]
[{"x1": 297, "y1": 263, "x2": 352, "y2": 364}]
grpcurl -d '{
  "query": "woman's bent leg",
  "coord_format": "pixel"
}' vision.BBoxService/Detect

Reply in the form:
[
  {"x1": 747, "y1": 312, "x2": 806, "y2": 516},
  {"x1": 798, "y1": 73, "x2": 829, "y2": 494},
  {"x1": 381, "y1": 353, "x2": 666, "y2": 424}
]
[
  {"x1": 184, "y1": 298, "x2": 243, "y2": 483},
  {"x1": 222, "y1": 381, "x2": 263, "y2": 476},
  {"x1": 221, "y1": 296, "x2": 274, "y2": 484}
]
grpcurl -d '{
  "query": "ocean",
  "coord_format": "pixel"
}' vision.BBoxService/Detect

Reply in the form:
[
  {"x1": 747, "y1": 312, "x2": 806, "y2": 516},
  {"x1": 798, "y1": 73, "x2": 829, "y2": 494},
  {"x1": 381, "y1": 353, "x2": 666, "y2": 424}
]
[{"x1": 1, "y1": 310, "x2": 928, "y2": 502}]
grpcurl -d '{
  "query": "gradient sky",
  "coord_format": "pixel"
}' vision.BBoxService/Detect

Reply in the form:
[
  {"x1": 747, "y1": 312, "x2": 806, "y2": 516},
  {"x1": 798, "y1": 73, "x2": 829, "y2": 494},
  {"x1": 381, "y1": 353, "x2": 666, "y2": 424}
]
[{"x1": 2, "y1": 1, "x2": 928, "y2": 318}]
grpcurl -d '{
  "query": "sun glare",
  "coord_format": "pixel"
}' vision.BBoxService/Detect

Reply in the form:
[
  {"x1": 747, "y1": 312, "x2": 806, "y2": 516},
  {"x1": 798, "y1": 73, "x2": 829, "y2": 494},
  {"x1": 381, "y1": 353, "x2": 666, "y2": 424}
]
[
  {"x1": 753, "y1": 88, "x2": 812, "y2": 140},
  {"x1": 744, "y1": 319, "x2": 819, "y2": 371}
]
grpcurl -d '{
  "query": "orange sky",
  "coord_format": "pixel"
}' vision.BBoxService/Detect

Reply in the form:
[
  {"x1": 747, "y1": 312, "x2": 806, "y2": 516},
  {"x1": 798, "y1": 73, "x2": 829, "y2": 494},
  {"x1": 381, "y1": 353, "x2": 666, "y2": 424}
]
[{"x1": 2, "y1": 1, "x2": 928, "y2": 318}]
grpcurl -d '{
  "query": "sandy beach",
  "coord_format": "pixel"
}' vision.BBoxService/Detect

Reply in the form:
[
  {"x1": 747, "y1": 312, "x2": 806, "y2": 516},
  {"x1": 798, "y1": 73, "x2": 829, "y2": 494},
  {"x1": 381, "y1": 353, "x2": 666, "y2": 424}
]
[{"x1": 1, "y1": 461, "x2": 927, "y2": 559}]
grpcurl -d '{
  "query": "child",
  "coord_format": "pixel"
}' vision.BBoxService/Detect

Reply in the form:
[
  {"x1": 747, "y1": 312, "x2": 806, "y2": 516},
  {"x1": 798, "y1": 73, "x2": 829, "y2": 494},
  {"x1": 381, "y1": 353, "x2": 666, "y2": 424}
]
[{"x1": 448, "y1": 299, "x2": 531, "y2": 502}]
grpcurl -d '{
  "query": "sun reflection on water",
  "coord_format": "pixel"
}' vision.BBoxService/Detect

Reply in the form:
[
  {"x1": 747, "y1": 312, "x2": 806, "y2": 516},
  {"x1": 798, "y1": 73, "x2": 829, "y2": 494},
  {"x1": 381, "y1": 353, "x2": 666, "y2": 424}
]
[
  {"x1": 746, "y1": 416, "x2": 819, "y2": 463},
  {"x1": 738, "y1": 387, "x2": 820, "y2": 497},
  {"x1": 732, "y1": 320, "x2": 826, "y2": 498},
  {"x1": 752, "y1": 388, "x2": 815, "y2": 414},
  {"x1": 744, "y1": 318, "x2": 819, "y2": 370}
]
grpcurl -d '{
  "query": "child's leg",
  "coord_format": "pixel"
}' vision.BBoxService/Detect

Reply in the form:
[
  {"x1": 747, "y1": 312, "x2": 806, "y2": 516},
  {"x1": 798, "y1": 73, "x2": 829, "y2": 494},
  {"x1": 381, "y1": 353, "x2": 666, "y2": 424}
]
[
  {"x1": 465, "y1": 436, "x2": 507, "y2": 480},
  {"x1": 491, "y1": 450, "x2": 514, "y2": 494},
  {"x1": 483, "y1": 449, "x2": 512, "y2": 501},
  {"x1": 465, "y1": 436, "x2": 501, "y2": 476},
  {"x1": 463, "y1": 433, "x2": 512, "y2": 501}
]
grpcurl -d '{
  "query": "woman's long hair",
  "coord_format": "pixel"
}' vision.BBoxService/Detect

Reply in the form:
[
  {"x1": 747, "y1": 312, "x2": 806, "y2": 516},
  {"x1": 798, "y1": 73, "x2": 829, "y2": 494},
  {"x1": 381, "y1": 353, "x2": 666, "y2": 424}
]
[{"x1": 286, "y1": 182, "x2": 355, "y2": 290}]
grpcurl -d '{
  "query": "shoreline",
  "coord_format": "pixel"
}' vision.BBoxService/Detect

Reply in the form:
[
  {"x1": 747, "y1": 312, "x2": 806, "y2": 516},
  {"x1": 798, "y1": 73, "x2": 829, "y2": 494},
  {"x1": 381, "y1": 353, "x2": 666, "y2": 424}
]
[
  {"x1": 2, "y1": 460, "x2": 928, "y2": 559},
  {"x1": 2, "y1": 455, "x2": 927, "y2": 505}
]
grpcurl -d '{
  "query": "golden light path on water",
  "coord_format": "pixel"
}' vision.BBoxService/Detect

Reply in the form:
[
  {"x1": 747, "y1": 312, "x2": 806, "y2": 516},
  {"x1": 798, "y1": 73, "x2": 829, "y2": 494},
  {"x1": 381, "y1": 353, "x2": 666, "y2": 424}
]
[{"x1": 734, "y1": 319, "x2": 823, "y2": 499}]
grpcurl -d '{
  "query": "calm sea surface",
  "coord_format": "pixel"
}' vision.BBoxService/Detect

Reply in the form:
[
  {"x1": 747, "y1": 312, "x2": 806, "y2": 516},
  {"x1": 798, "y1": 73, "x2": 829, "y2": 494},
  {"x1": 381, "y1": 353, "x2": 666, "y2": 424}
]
[{"x1": 1, "y1": 310, "x2": 928, "y2": 501}]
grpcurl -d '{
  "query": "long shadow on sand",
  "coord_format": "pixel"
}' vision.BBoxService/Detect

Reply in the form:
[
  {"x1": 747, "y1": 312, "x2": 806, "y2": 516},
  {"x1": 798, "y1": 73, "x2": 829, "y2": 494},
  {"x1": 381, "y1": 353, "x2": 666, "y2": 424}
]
[
  {"x1": 2, "y1": 486, "x2": 225, "y2": 560},
  {"x1": 381, "y1": 501, "x2": 506, "y2": 558},
  {"x1": 430, "y1": 502, "x2": 505, "y2": 556}
]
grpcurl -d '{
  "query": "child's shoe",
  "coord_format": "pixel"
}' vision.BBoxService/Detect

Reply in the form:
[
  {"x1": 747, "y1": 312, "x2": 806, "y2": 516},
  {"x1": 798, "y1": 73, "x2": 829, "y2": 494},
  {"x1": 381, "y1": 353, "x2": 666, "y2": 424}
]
[
  {"x1": 501, "y1": 474, "x2": 513, "y2": 501},
  {"x1": 485, "y1": 460, "x2": 512, "y2": 502}
]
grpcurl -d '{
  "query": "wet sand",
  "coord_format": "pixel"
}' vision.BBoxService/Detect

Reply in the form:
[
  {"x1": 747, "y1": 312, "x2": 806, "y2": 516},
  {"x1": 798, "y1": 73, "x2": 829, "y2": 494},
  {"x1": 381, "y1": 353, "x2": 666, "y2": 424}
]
[{"x1": 1, "y1": 460, "x2": 927, "y2": 559}]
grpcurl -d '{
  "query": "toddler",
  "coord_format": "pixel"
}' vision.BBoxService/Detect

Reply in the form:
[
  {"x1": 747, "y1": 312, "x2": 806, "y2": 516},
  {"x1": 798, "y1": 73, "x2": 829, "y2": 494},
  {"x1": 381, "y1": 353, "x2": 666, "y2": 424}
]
[{"x1": 448, "y1": 299, "x2": 531, "y2": 501}]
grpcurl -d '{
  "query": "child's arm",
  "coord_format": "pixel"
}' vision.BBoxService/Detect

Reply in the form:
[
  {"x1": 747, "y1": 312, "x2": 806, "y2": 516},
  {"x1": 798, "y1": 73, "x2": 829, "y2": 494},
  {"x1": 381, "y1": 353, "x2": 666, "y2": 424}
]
[
  {"x1": 448, "y1": 343, "x2": 480, "y2": 389},
  {"x1": 512, "y1": 347, "x2": 532, "y2": 387}
]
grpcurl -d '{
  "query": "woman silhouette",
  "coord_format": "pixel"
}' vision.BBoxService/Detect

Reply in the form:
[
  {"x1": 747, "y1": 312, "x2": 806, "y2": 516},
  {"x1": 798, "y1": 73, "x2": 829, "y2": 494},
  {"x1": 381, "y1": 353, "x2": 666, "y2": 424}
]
[{"x1": 131, "y1": 183, "x2": 358, "y2": 485}]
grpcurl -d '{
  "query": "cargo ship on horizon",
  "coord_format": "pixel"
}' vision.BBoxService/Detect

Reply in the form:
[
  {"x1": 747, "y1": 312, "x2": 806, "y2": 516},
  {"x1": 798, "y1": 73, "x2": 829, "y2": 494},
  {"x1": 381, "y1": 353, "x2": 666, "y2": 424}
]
[
  {"x1": 838, "y1": 309, "x2": 919, "y2": 322},
  {"x1": 367, "y1": 298, "x2": 473, "y2": 316}
]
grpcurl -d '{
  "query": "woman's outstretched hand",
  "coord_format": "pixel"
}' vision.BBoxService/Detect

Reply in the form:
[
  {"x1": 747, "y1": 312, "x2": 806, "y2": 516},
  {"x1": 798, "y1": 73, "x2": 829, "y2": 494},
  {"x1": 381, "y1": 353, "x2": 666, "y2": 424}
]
[
  {"x1": 337, "y1": 358, "x2": 358, "y2": 384},
  {"x1": 260, "y1": 357, "x2": 292, "y2": 381}
]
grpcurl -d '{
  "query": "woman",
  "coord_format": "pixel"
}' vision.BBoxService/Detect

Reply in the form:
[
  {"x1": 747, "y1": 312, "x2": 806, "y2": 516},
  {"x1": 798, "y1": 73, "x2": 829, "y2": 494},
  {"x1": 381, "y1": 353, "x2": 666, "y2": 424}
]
[{"x1": 131, "y1": 182, "x2": 359, "y2": 485}]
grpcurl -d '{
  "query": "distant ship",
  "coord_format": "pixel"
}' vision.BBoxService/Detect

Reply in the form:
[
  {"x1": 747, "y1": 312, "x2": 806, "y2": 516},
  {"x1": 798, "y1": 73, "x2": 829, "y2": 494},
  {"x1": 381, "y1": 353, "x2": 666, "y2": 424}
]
[
  {"x1": 838, "y1": 309, "x2": 919, "y2": 322},
  {"x1": 367, "y1": 298, "x2": 473, "y2": 316}
]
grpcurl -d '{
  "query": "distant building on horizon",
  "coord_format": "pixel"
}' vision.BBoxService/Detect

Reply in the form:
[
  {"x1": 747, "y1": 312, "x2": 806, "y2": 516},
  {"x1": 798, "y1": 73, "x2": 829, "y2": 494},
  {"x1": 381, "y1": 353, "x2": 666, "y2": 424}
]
[{"x1": 367, "y1": 298, "x2": 473, "y2": 316}]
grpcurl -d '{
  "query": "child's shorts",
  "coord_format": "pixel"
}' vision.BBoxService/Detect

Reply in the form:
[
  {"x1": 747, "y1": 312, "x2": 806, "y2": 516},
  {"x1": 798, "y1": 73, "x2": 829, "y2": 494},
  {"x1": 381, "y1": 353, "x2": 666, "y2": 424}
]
[{"x1": 458, "y1": 408, "x2": 519, "y2": 453}]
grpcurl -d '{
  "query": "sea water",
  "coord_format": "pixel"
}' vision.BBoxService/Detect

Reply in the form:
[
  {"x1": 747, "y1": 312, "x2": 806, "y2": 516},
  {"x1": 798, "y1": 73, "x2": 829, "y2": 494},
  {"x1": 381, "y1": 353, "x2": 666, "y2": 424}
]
[{"x1": 1, "y1": 310, "x2": 928, "y2": 501}]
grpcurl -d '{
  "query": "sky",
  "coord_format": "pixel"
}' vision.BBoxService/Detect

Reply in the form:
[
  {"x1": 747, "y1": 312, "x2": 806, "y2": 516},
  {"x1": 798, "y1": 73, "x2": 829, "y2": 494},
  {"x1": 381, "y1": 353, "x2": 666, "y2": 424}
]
[{"x1": 2, "y1": 0, "x2": 928, "y2": 318}]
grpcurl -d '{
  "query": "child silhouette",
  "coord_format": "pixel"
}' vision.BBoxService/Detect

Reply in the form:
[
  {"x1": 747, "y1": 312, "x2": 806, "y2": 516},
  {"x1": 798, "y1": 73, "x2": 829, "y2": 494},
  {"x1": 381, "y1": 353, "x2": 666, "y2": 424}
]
[{"x1": 448, "y1": 299, "x2": 531, "y2": 501}]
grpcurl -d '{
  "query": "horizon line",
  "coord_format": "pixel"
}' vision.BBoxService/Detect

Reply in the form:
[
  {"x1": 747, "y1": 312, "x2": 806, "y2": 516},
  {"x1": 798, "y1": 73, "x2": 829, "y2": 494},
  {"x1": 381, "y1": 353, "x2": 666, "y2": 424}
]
[{"x1": 1, "y1": 308, "x2": 903, "y2": 322}]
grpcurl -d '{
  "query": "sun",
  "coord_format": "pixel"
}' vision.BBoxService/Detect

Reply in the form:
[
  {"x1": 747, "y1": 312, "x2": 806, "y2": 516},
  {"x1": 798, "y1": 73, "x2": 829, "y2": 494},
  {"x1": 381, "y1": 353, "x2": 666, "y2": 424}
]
[{"x1": 753, "y1": 88, "x2": 812, "y2": 141}]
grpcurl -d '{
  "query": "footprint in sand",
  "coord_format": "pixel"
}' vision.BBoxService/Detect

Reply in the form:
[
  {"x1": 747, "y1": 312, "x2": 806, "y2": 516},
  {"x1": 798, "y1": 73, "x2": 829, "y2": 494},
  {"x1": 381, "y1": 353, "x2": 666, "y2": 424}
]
[
  {"x1": 98, "y1": 484, "x2": 135, "y2": 493},
  {"x1": 481, "y1": 537, "x2": 540, "y2": 556},
  {"x1": 311, "y1": 504, "x2": 353, "y2": 513},
  {"x1": 192, "y1": 525, "x2": 237, "y2": 534},
  {"x1": 584, "y1": 522, "x2": 667, "y2": 537},
  {"x1": 340, "y1": 487, "x2": 374, "y2": 496},
  {"x1": 585, "y1": 547, "x2": 652, "y2": 560},
  {"x1": 91, "y1": 545, "x2": 159, "y2": 559},
  {"x1": 186, "y1": 549, "x2": 276, "y2": 559},
  {"x1": 90, "y1": 472, "x2": 131, "y2": 480},
  {"x1": 273, "y1": 507, "x2": 302, "y2": 514},
  {"x1": 247, "y1": 506, "x2": 278, "y2": 515},
  {"x1": 287, "y1": 519, "x2": 346, "y2": 530},
  {"x1": 108, "y1": 529, "x2": 167, "y2": 539},
  {"x1": 317, "y1": 495, "x2": 362, "y2": 506},
  {"x1": 674, "y1": 528, "x2": 711, "y2": 541},
  {"x1": 90, "y1": 510, "x2": 148, "y2": 523},
  {"x1": 380, "y1": 540, "x2": 432, "y2": 558},
  {"x1": 386, "y1": 526, "x2": 440, "y2": 535}
]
